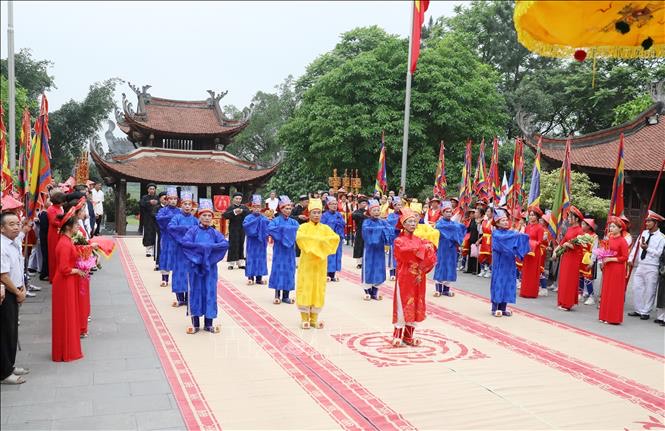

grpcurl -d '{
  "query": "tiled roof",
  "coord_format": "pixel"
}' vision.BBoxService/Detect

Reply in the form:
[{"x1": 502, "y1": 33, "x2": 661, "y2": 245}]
[
  {"x1": 525, "y1": 104, "x2": 665, "y2": 173},
  {"x1": 126, "y1": 97, "x2": 248, "y2": 136},
  {"x1": 92, "y1": 148, "x2": 278, "y2": 185}
]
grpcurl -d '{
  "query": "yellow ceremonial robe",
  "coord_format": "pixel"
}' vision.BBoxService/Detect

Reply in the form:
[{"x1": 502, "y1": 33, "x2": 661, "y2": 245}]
[{"x1": 295, "y1": 221, "x2": 340, "y2": 310}]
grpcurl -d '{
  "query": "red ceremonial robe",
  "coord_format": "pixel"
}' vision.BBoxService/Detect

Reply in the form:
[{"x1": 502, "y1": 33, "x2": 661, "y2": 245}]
[
  {"x1": 392, "y1": 231, "x2": 437, "y2": 324},
  {"x1": 557, "y1": 225, "x2": 584, "y2": 309},
  {"x1": 47, "y1": 204, "x2": 64, "y2": 281},
  {"x1": 479, "y1": 219, "x2": 492, "y2": 264},
  {"x1": 598, "y1": 235, "x2": 629, "y2": 324},
  {"x1": 52, "y1": 236, "x2": 83, "y2": 362},
  {"x1": 520, "y1": 222, "x2": 544, "y2": 298}
]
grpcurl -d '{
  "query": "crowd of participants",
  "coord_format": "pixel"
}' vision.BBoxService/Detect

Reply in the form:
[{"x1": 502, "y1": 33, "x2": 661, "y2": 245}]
[
  {"x1": 137, "y1": 184, "x2": 665, "y2": 348},
  {"x1": 1, "y1": 182, "x2": 106, "y2": 385}
]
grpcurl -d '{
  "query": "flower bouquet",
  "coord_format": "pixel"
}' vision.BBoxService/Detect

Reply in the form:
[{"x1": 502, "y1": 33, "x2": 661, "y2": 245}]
[
  {"x1": 554, "y1": 233, "x2": 595, "y2": 258},
  {"x1": 592, "y1": 240, "x2": 617, "y2": 262},
  {"x1": 72, "y1": 231, "x2": 98, "y2": 277}
]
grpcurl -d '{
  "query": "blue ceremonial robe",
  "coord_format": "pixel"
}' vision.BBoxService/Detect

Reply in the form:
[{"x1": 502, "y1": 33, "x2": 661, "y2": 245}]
[
  {"x1": 267, "y1": 215, "x2": 299, "y2": 291},
  {"x1": 181, "y1": 224, "x2": 228, "y2": 318},
  {"x1": 362, "y1": 217, "x2": 394, "y2": 285},
  {"x1": 168, "y1": 212, "x2": 199, "y2": 294},
  {"x1": 386, "y1": 212, "x2": 401, "y2": 269},
  {"x1": 155, "y1": 206, "x2": 181, "y2": 271},
  {"x1": 434, "y1": 218, "x2": 466, "y2": 282},
  {"x1": 242, "y1": 213, "x2": 269, "y2": 278},
  {"x1": 490, "y1": 229, "x2": 530, "y2": 304},
  {"x1": 321, "y1": 210, "x2": 345, "y2": 273}
]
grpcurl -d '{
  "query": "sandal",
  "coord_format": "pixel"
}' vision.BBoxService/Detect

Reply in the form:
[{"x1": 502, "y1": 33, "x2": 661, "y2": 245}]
[
  {"x1": 1, "y1": 374, "x2": 26, "y2": 385},
  {"x1": 301, "y1": 321, "x2": 311, "y2": 330},
  {"x1": 160, "y1": 281, "x2": 167, "y2": 287},
  {"x1": 204, "y1": 325, "x2": 221, "y2": 333},
  {"x1": 186, "y1": 326, "x2": 200, "y2": 334},
  {"x1": 247, "y1": 280, "x2": 255, "y2": 285},
  {"x1": 12, "y1": 367, "x2": 30, "y2": 376},
  {"x1": 273, "y1": 298, "x2": 282, "y2": 305}
]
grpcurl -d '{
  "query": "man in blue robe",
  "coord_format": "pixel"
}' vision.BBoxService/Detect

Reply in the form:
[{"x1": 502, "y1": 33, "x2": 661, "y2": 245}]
[
  {"x1": 155, "y1": 187, "x2": 181, "y2": 287},
  {"x1": 167, "y1": 191, "x2": 199, "y2": 307},
  {"x1": 385, "y1": 197, "x2": 404, "y2": 281},
  {"x1": 242, "y1": 195, "x2": 269, "y2": 285},
  {"x1": 181, "y1": 199, "x2": 229, "y2": 333},
  {"x1": 490, "y1": 207, "x2": 530, "y2": 317},
  {"x1": 433, "y1": 200, "x2": 467, "y2": 297},
  {"x1": 267, "y1": 196, "x2": 300, "y2": 304},
  {"x1": 361, "y1": 199, "x2": 394, "y2": 301},
  {"x1": 320, "y1": 197, "x2": 345, "y2": 282}
]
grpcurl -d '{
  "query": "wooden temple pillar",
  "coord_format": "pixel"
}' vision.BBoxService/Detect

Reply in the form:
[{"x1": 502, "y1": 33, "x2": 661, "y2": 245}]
[{"x1": 115, "y1": 179, "x2": 127, "y2": 236}]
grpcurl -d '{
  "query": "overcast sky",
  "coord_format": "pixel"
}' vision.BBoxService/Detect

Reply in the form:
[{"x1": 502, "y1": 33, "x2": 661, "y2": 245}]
[{"x1": 1, "y1": 1, "x2": 467, "y2": 114}]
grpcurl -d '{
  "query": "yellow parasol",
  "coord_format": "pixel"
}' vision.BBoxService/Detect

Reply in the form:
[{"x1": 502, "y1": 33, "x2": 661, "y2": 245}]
[{"x1": 514, "y1": 1, "x2": 665, "y2": 60}]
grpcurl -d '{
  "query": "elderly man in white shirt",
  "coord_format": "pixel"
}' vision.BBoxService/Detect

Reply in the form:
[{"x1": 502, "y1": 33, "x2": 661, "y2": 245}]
[
  {"x1": 1, "y1": 212, "x2": 32, "y2": 385},
  {"x1": 91, "y1": 182, "x2": 105, "y2": 236},
  {"x1": 265, "y1": 191, "x2": 279, "y2": 214},
  {"x1": 628, "y1": 211, "x2": 665, "y2": 320}
]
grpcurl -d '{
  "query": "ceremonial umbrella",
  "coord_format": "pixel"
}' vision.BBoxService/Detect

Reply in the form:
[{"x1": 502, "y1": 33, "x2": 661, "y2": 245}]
[{"x1": 514, "y1": 1, "x2": 665, "y2": 60}]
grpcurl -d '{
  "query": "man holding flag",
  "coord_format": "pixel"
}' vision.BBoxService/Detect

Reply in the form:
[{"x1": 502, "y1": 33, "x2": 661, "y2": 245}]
[{"x1": 374, "y1": 132, "x2": 388, "y2": 196}]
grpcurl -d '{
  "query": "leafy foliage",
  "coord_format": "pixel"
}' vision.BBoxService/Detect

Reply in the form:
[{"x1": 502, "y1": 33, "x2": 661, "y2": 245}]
[
  {"x1": 272, "y1": 27, "x2": 507, "y2": 198},
  {"x1": 612, "y1": 93, "x2": 654, "y2": 126},
  {"x1": 539, "y1": 170, "x2": 610, "y2": 219},
  {"x1": 48, "y1": 78, "x2": 121, "y2": 181},
  {"x1": 0, "y1": 48, "x2": 56, "y2": 104}
]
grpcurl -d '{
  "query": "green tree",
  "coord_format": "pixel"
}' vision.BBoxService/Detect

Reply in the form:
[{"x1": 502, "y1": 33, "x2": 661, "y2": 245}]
[
  {"x1": 227, "y1": 76, "x2": 297, "y2": 165},
  {"x1": 1, "y1": 74, "x2": 32, "y2": 134},
  {"x1": 0, "y1": 48, "x2": 56, "y2": 113},
  {"x1": 273, "y1": 28, "x2": 507, "y2": 198},
  {"x1": 48, "y1": 78, "x2": 120, "y2": 181},
  {"x1": 539, "y1": 170, "x2": 609, "y2": 219},
  {"x1": 612, "y1": 93, "x2": 654, "y2": 126}
]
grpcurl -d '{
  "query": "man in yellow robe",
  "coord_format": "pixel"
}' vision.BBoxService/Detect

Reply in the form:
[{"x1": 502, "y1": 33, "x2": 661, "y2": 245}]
[{"x1": 295, "y1": 198, "x2": 340, "y2": 329}]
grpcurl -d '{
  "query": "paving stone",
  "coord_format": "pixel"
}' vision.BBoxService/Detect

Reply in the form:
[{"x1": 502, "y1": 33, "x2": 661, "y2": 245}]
[
  {"x1": 93, "y1": 367, "x2": 165, "y2": 385},
  {"x1": 92, "y1": 393, "x2": 172, "y2": 416},
  {"x1": 135, "y1": 409, "x2": 185, "y2": 431},
  {"x1": 130, "y1": 379, "x2": 172, "y2": 396},
  {"x1": 0, "y1": 386, "x2": 57, "y2": 406},
  {"x1": 52, "y1": 413, "x2": 137, "y2": 430},
  {"x1": 3, "y1": 419, "x2": 53, "y2": 430},
  {"x1": 55, "y1": 382, "x2": 131, "y2": 402},
  {"x1": 5, "y1": 400, "x2": 92, "y2": 423}
]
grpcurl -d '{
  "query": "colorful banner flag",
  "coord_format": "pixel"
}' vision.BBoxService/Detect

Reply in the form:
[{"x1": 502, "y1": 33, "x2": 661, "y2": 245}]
[
  {"x1": 527, "y1": 136, "x2": 542, "y2": 208},
  {"x1": 458, "y1": 139, "x2": 473, "y2": 215},
  {"x1": 433, "y1": 140, "x2": 447, "y2": 198},
  {"x1": 499, "y1": 171, "x2": 508, "y2": 206},
  {"x1": 0, "y1": 105, "x2": 14, "y2": 197},
  {"x1": 608, "y1": 133, "x2": 625, "y2": 217},
  {"x1": 473, "y1": 138, "x2": 488, "y2": 202},
  {"x1": 410, "y1": 0, "x2": 430, "y2": 73},
  {"x1": 27, "y1": 94, "x2": 53, "y2": 218},
  {"x1": 487, "y1": 136, "x2": 500, "y2": 204},
  {"x1": 374, "y1": 131, "x2": 388, "y2": 195},
  {"x1": 17, "y1": 108, "x2": 32, "y2": 200},
  {"x1": 507, "y1": 138, "x2": 525, "y2": 214},
  {"x1": 548, "y1": 137, "x2": 572, "y2": 240}
]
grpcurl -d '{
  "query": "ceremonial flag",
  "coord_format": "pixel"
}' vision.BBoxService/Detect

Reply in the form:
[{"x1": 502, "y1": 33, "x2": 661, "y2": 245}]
[
  {"x1": 608, "y1": 133, "x2": 625, "y2": 217},
  {"x1": 473, "y1": 138, "x2": 488, "y2": 201},
  {"x1": 0, "y1": 105, "x2": 14, "y2": 196},
  {"x1": 458, "y1": 139, "x2": 473, "y2": 214},
  {"x1": 17, "y1": 108, "x2": 32, "y2": 200},
  {"x1": 527, "y1": 136, "x2": 542, "y2": 207},
  {"x1": 548, "y1": 137, "x2": 572, "y2": 240},
  {"x1": 507, "y1": 138, "x2": 525, "y2": 214},
  {"x1": 499, "y1": 171, "x2": 508, "y2": 206},
  {"x1": 410, "y1": 0, "x2": 430, "y2": 73},
  {"x1": 487, "y1": 136, "x2": 500, "y2": 204},
  {"x1": 374, "y1": 131, "x2": 388, "y2": 195},
  {"x1": 433, "y1": 140, "x2": 447, "y2": 198},
  {"x1": 27, "y1": 94, "x2": 53, "y2": 218}
]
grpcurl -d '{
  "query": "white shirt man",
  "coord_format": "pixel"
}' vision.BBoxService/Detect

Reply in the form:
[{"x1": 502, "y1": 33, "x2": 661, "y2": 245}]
[
  {"x1": 91, "y1": 186, "x2": 104, "y2": 217},
  {"x1": 628, "y1": 211, "x2": 665, "y2": 320},
  {"x1": 266, "y1": 192, "x2": 279, "y2": 212}
]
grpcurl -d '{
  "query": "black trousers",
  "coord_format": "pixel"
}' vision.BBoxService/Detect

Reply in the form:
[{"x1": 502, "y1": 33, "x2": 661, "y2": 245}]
[
  {"x1": 39, "y1": 236, "x2": 49, "y2": 279},
  {"x1": 0, "y1": 292, "x2": 19, "y2": 380}
]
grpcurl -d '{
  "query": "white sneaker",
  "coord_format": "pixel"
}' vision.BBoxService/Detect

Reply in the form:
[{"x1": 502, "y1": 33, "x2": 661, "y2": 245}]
[
  {"x1": 25, "y1": 291, "x2": 36, "y2": 297},
  {"x1": 477, "y1": 270, "x2": 484, "y2": 277},
  {"x1": 516, "y1": 281, "x2": 521, "y2": 290},
  {"x1": 538, "y1": 289, "x2": 549, "y2": 297},
  {"x1": 483, "y1": 271, "x2": 491, "y2": 278},
  {"x1": 578, "y1": 294, "x2": 584, "y2": 302},
  {"x1": 584, "y1": 296, "x2": 595, "y2": 305},
  {"x1": 29, "y1": 284, "x2": 42, "y2": 291}
]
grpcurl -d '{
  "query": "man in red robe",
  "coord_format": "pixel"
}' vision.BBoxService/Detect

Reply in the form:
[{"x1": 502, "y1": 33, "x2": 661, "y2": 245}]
[{"x1": 391, "y1": 208, "x2": 437, "y2": 347}]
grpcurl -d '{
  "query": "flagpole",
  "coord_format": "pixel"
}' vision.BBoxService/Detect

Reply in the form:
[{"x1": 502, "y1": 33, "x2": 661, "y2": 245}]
[
  {"x1": 7, "y1": 0, "x2": 17, "y2": 170},
  {"x1": 399, "y1": 2, "x2": 415, "y2": 196}
]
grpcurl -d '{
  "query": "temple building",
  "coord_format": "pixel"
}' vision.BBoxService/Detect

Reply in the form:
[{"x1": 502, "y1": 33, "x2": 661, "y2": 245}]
[
  {"x1": 91, "y1": 83, "x2": 279, "y2": 235},
  {"x1": 520, "y1": 84, "x2": 664, "y2": 233}
]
